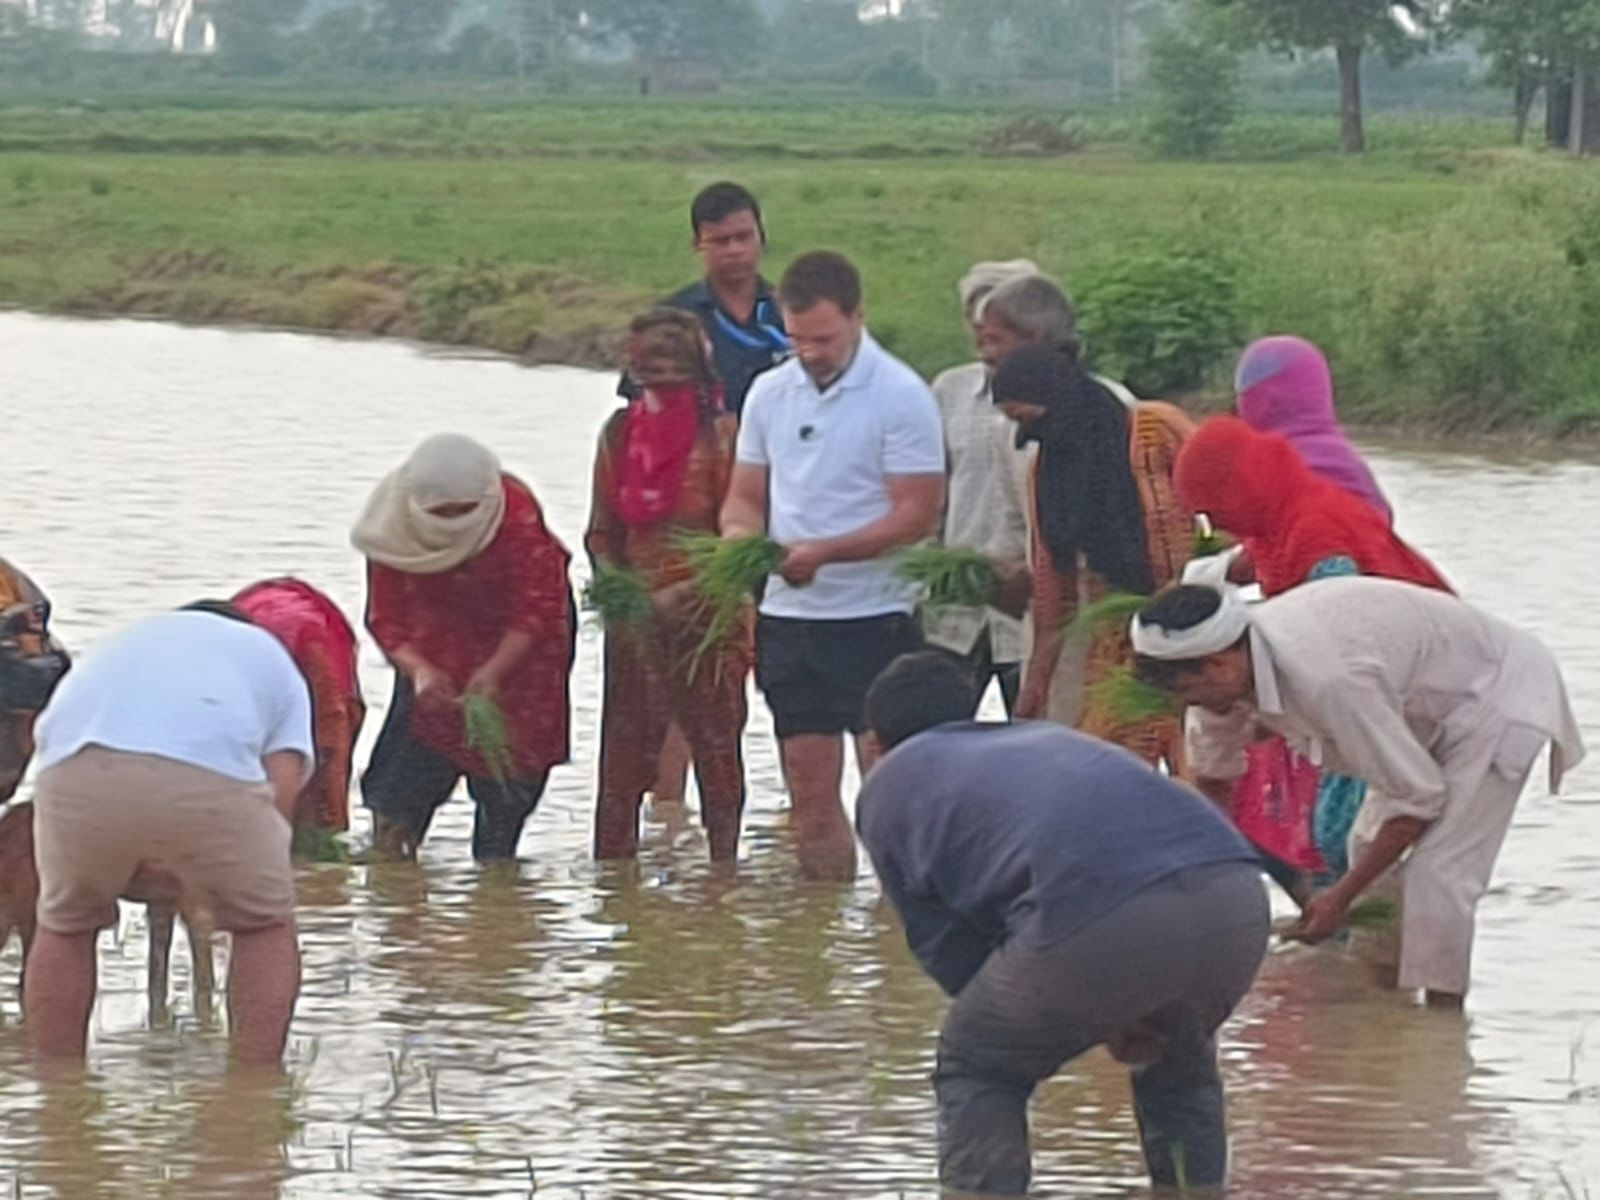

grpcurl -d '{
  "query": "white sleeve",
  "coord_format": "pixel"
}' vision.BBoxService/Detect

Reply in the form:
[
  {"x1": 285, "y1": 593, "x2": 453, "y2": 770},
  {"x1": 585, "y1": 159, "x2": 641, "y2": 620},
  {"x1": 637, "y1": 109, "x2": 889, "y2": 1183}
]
[
  {"x1": 262, "y1": 642, "x2": 316, "y2": 778},
  {"x1": 735, "y1": 381, "x2": 772, "y2": 467},
  {"x1": 1304, "y1": 673, "x2": 1449, "y2": 821},
  {"x1": 1186, "y1": 703, "x2": 1253, "y2": 781},
  {"x1": 884, "y1": 381, "x2": 947, "y2": 476}
]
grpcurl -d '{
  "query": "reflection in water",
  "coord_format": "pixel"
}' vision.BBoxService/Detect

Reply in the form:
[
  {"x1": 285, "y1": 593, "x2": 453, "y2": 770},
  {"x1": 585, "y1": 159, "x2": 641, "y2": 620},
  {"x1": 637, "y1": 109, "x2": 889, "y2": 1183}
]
[{"x1": 0, "y1": 314, "x2": 1597, "y2": 1197}]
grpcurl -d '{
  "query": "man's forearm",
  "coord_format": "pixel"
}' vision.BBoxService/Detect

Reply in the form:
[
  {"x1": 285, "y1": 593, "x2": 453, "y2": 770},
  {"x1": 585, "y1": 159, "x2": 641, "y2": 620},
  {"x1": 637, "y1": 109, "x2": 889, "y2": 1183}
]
[
  {"x1": 720, "y1": 496, "x2": 767, "y2": 540},
  {"x1": 1329, "y1": 814, "x2": 1430, "y2": 905},
  {"x1": 812, "y1": 501, "x2": 939, "y2": 565}
]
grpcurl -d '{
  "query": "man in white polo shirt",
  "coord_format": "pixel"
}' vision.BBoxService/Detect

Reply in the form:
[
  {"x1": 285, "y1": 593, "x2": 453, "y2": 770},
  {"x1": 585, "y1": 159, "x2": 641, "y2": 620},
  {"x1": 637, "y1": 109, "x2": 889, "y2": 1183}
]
[
  {"x1": 721, "y1": 250, "x2": 946, "y2": 881},
  {"x1": 25, "y1": 600, "x2": 313, "y2": 1065}
]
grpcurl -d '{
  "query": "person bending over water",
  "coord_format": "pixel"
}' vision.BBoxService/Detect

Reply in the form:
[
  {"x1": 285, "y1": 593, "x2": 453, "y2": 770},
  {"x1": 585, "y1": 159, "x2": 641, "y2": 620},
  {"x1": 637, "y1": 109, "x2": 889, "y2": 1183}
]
[
  {"x1": 1133, "y1": 577, "x2": 1584, "y2": 1008},
  {"x1": 353, "y1": 433, "x2": 575, "y2": 863},
  {"x1": 856, "y1": 651, "x2": 1269, "y2": 1197}
]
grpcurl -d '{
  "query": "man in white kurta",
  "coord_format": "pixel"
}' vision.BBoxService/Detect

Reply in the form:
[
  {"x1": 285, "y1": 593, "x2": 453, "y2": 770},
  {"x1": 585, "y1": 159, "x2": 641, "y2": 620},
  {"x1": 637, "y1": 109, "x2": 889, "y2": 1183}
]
[{"x1": 1131, "y1": 576, "x2": 1585, "y2": 1003}]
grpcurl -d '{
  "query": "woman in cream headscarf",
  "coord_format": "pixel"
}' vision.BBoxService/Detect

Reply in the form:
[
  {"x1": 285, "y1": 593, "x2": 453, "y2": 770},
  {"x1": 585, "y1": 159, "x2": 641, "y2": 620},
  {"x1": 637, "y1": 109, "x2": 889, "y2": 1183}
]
[{"x1": 353, "y1": 433, "x2": 575, "y2": 862}]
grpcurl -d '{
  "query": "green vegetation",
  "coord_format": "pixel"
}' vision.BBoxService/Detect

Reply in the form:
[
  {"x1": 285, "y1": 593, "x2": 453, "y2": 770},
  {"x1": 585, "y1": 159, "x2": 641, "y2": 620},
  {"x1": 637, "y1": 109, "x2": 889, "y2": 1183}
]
[
  {"x1": 895, "y1": 546, "x2": 1000, "y2": 614},
  {"x1": 0, "y1": 97, "x2": 1595, "y2": 432},
  {"x1": 463, "y1": 693, "x2": 515, "y2": 782},
  {"x1": 1087, "y1": 665, "x2": 1177, "y2": 726},
  {"x1": 1145, "y1": 24, "x2": 1241, "y2": 158},
  {"x1": 676, "y1": 532, "x2": 783, "y2": 677},
  {"x1": 583, "y1": 564, "x2": 655, "y2": 633}
]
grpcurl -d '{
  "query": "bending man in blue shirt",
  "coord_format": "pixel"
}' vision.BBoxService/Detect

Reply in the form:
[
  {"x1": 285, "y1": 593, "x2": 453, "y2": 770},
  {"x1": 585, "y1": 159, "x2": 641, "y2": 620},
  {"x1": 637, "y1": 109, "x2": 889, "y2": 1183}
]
[{"x1": 856, "y1": 651, "x2": 1270, "y2": 1196}]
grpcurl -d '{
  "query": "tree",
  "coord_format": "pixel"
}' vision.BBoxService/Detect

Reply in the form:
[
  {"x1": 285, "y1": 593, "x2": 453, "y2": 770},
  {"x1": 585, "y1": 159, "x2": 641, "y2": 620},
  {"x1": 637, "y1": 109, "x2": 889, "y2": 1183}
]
[
  {"x1": 768, "y1": 0, "x2": 875, "y2": 67},
  {"x1": 584, "y1": 0, "x2": 765, "y2": 74},
  {"x1": 1145, "y1": 22, "x2": 1239, "y2": 156},
  {"x1": 369, "y1": 0, "x2": 460, "y2": 71},
  {"x1": 1199, "y1": 0, "x2": 1440, "y2": 153},
  {"x1": 300, "y1": 5, "x2": 370, "y2": 71},
  {"x1": 196, "y1": 0, "x2": 307, "y2": 72},
  {"x1": 1453, "y1": 0, "x2": 1600, "y2": 153}
]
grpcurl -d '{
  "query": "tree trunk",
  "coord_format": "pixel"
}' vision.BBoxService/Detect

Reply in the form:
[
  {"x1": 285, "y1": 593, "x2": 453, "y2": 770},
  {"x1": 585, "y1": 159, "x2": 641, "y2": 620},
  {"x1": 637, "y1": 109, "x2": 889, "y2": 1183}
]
[
  {"x1": 1336, "y1": 42, "x2": 1365, "y2": 154},
  {"x1": 1550, "y1": 75, "x2": 1573, "y2": 147},
  {"x1": 1513, "y1": 75, "x2": 1537, "y2": 147},
  {"x1": 1573, "y1": 65, "x2": 1588, "y2": 156}
]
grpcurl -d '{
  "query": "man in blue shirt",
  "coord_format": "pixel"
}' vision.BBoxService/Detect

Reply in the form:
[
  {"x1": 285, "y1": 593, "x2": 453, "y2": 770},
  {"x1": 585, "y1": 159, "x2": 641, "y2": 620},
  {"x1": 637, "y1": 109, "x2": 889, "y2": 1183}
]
[
  {"x1": 856, "y1": 652, "x2": 1269, "y2": 1196},
  {"x1": 623, "y1": 181, "x2": 790, "y2": 418}
]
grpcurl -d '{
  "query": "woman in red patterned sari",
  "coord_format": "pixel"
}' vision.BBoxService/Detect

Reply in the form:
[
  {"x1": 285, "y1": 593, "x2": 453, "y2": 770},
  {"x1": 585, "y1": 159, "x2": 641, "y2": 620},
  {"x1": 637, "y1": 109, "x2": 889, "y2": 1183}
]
[
  {"x1": 233, "y1": 577, "x2": 365, "y2": 835},
  {"x1": 353, "y1": 433, "x2": 575, "y2": 862},
  {"x1": 586, "y1": 309, "x2": 750, "y2": 862}
]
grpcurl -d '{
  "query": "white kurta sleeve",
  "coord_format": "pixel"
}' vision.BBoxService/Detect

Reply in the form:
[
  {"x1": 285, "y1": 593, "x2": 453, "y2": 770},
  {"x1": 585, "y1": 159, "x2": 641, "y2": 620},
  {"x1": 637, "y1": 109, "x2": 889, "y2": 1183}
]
[
  {"x1": 1304, "y1": 673, "x2": 1450, "y2": 822},
  {"x1": 1185, "y1": 703, "x2": 1253, "y2": 781}
]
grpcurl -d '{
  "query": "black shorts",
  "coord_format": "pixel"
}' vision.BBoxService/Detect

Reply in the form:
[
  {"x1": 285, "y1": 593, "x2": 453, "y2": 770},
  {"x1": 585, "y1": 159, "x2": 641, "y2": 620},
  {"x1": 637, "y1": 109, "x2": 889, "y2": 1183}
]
[{"x1": 755, "y1": 612, "x2": 924, "y2": 739}]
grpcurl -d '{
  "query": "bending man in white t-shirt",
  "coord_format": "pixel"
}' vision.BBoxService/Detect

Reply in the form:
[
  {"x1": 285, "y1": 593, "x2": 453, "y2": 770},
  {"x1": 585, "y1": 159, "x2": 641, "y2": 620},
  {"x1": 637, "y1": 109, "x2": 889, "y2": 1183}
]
[
  {"x1": 721, "y1": 251, "x2": 946, "y2": 880},
  {"x1": 26, "y1": 601, "x2": 314, "y2": 1065}
]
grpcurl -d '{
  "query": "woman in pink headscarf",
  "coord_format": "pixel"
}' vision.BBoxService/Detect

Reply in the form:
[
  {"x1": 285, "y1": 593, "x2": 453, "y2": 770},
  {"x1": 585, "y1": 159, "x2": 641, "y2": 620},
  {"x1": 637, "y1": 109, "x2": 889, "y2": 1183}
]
[
  {"x1": 1221, "y1": 337, "x2": 1401, "y2": 890},
  {"x1": 1235, "y1": 335, "x2": 1391, "y2": 523}
]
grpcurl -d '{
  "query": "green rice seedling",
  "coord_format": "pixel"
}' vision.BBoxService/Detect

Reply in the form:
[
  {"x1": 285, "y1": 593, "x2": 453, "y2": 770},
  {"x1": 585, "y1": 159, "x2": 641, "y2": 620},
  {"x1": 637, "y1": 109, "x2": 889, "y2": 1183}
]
[
  {"x1": 1063, "y1": 590, "x2": 1150, "y2": 641},
  {"x1": 675, "y1": 531, "x2": 784, "y2": 678},
  {"x1": 1346, "y1": 895, "x2": 1399, "y2": 929},
  {"x1": 291, "y1": 824, "x2": 352, "y2": 864},
  {"x1": 1087, "y1": 664, "x2": 1176, "y2": 726},
  {"x1": 895, "y1": 545, "x2": 999, "y2": 614},
  {"x1": 582, "y1": 563, "x2": 653, "y2": 632},
  {"x1": 463, "y1": 692, "x2": 515, "y2": 782}
]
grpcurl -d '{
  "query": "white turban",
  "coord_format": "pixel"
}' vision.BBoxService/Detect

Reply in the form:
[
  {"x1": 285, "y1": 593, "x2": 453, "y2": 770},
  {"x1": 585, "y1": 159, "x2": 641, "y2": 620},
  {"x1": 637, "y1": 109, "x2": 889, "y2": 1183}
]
[
  {"x1": 958, "y1": 259, "x2": 1041, "y2": 319},
  {"x1": 351, "y1": 433, "x2": 507, "y2": 575},
  {"x1": 1130, "y1": 547, "x2": 1251, "y2": 660}
]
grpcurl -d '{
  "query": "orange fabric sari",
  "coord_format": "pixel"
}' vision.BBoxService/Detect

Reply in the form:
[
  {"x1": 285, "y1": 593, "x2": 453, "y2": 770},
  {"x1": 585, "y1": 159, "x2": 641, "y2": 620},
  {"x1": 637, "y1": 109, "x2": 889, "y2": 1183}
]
[{"x1": 1029, "y1": 401, "x2": 1195, "y2": 770}]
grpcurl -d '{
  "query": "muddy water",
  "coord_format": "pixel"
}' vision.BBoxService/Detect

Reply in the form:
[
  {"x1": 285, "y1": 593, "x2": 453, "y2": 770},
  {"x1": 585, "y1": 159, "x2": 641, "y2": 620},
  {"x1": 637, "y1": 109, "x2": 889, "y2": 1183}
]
[{"x1": 0, "y1": 313, "x2": 1596, "y2": 1199}]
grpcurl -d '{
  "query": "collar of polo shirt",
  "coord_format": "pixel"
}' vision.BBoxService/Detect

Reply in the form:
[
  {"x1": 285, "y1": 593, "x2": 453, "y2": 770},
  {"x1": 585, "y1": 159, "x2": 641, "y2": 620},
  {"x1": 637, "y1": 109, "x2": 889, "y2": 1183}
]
[{"x1": 812, "y1": 332, "x2": 879, "y2": 396}]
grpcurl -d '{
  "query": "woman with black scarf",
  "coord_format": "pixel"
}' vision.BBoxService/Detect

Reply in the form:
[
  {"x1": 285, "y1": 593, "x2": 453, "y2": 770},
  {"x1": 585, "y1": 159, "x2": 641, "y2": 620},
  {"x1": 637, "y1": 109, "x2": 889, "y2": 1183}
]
[{"x1": 992, "y1": 343, "x2": 1197, "y2": 770}]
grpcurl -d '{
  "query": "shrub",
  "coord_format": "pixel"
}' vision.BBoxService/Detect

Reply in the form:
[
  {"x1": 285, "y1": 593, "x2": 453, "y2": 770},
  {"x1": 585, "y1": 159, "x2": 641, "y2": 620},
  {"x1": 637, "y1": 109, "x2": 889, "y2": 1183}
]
[
  {"x1": 417, "y1": 262, "x2": 509, "y2": 342},
  {"x1": 973, "y1": 114, "x2": 1084, "y2": 157},
  {"x1": 1076, "y1": 242, "x2": 1244, "y2": 398},
  {"x1": 1144, "y1": 26, "x2": 1240, "y2": 159},
  {"x1": 1346, "y1": 202, "x2": 1579, "y2": 429},
  {"x1": 860, "y1": 50, "x2": 938, "y2": 98}
]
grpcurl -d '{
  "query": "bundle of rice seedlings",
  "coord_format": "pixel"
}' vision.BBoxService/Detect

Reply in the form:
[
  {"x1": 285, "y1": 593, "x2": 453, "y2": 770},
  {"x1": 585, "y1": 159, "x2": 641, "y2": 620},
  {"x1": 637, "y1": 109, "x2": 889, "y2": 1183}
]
[
  {"x1": 1063, "y1": 590, "x2": 1150, "y2": 641},
  {"x1": 463, "y1": 693, "x2": 515, "y2": 782},
  {"x1": 675, "y1": 530, "x2": 785, "y2": 677},
  {"x1": 582, "y1": 563, "x2": 653, "y2": 632},
  {"x1": 1346, "y1": 895, "x2": 1399, "y2": 929},
  {"x1": 1087, "y1": 664, "x2": 1176, "y2": 726},
  {"x1": 895, "y1": 545, "x2": 1000, "y2": 615},
  {"x1": 292, "y1": 824, "x2": 352, "y2": 865}
]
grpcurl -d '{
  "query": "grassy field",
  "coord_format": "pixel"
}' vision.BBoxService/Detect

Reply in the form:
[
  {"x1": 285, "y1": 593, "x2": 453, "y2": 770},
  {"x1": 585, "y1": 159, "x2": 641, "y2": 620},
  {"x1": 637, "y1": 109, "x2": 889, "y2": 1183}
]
[{"x1": 2, "y1": 97, "x2": 1597, "y2": 432}]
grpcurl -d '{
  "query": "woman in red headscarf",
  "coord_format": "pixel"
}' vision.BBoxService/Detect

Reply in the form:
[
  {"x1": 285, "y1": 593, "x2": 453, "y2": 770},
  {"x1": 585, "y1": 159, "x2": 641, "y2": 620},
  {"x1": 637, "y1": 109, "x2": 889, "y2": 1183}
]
[
  {"x1": 586, "y1": 309, "x2": 751, "y2": 863},
  {"x1": 1175, "y1": 416, "x2": 1451, "y2": 885},
  {"x1": 1175, "y1": 416, "x2": 1446, "y2": 597}
]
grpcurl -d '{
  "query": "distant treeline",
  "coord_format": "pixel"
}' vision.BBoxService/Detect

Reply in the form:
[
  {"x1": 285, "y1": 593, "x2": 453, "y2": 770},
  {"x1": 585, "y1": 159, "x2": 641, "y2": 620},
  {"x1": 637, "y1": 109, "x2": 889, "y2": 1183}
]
[{"x1": 0, "y1": 1, "x2": 1503, "y2": 109}]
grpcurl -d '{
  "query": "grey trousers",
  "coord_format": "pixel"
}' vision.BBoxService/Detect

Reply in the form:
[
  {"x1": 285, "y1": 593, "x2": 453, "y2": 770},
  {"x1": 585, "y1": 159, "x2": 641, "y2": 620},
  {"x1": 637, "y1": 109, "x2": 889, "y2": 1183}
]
[{"x1": 935, "y1": 861, "x2": 1269, "y2": 1196}]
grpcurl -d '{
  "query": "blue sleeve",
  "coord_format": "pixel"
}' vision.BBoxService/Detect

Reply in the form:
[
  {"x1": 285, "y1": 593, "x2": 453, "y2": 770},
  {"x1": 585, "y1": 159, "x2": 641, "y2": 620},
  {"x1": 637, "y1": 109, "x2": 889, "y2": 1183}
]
[
  {"x1": 893, "y1": 892, "x2": 996, "y2": 997},
  {"x1": 1307, "y1": 555, "x2": 1359, "y2": 581}
]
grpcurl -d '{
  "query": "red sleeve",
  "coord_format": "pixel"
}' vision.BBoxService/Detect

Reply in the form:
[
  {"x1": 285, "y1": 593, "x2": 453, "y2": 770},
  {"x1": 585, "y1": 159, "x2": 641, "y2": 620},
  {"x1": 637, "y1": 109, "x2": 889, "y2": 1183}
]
[
  {"x1": 364, "y1": 561, "x2": 412, "y2": 656},
  {"x1": 502, "y1": 486, "x2": 574, "y2": 640}
]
